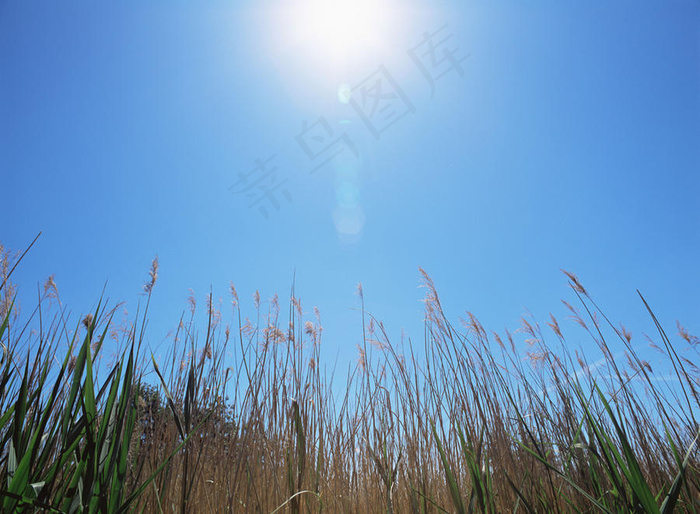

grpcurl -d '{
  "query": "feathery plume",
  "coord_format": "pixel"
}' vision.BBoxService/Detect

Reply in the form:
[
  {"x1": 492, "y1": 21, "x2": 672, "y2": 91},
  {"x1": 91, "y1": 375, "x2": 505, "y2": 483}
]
[
  {"x1": 230, "y1": 281, "x2": 239, "y2": 308},
  {"x1": 561, "y1": 269, "x2": 587, "y2": 295},
  {"x1": 44, "y1": 274, "x2": 59, "y2": 299},
  {"x1": 143, "y1": 255, "x2": 159, "y2": 293},
  {"x1": 188, "y1": 289, "x2": 197, "y2": 315}
]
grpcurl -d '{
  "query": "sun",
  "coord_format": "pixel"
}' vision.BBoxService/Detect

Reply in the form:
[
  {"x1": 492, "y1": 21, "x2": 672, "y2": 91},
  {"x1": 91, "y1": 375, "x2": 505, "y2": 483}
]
[
  {"x1": 300, "y1": 0, "x2": 378, "y2": 55},
  {"x1": 273, "y1": 0, "x2": 396, "y2": 68},
  {"x1": 261, "y1": 0, "x2": 417, "y2": 104}
]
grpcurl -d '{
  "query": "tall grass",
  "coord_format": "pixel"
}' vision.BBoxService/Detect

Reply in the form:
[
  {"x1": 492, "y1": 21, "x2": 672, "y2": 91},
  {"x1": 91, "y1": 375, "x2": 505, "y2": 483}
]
[{"x1": 1, "y1": 243, "x2": 698, "y2": 512}]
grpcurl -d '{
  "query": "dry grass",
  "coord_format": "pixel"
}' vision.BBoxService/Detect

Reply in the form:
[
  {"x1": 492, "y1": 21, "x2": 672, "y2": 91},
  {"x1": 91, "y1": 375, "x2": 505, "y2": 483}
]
[{"x1": 0, "y1": 245, "x2": 698, "y2": 512}]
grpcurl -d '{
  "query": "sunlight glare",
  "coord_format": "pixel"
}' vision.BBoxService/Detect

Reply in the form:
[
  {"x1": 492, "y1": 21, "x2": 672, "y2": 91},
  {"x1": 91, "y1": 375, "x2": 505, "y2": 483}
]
[
  {"x1": 304, "y1": 0, "x2": 375, "y2": 53},
  {"x1": 280, "y1": 0, "x2": 397, "y2": 67},
  {"x1": 337, "y1": 83, "x2": 352, "y2": 103}
]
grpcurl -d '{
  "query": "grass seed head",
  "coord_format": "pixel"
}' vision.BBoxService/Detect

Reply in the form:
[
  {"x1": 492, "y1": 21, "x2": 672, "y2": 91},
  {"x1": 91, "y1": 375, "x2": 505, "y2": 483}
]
[{"x1": 144, "y1": 255, "x2": 159, "y2": 293}]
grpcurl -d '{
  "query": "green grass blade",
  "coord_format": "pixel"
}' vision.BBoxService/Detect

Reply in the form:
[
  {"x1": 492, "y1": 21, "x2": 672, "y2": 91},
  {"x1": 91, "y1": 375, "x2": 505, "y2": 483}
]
[
  {"x1": 432, "y1": 422, "x2": 465, "y2": 514},
  {"x1": 151, "y1": 353, "x2": 185, "y2": 440},
  {"x1": 594, "y1": 385, "x2": 659, "y2": 513},
  {"x1": 660, "y1": 424, "x2": 700, "y2": 514}
]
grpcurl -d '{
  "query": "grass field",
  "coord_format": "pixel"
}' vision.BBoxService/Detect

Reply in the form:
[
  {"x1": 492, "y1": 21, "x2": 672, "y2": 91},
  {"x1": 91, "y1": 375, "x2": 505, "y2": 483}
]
[{"x1": 1, "y1": 243, "x2": 699, "y2": 513}]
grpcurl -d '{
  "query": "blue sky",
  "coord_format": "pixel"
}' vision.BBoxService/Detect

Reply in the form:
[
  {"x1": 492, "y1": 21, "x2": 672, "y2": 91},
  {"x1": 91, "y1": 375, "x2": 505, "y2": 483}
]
[{"x1": 2, "y1": 1, "x2": 699, "y2": 373}]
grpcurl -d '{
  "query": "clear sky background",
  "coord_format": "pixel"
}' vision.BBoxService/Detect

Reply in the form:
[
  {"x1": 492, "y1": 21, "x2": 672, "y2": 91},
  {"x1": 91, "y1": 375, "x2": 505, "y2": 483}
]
[{"x1": 2, "y1": 1, "x2": 699, "y2": 373}]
